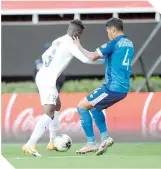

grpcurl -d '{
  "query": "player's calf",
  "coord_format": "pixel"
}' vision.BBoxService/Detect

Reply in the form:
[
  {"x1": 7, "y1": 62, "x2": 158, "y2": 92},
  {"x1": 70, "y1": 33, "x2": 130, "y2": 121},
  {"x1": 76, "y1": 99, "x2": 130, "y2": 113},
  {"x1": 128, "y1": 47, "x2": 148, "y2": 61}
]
[{"x1": 48, "y1": 111, "x2": 59, "y2": 151}]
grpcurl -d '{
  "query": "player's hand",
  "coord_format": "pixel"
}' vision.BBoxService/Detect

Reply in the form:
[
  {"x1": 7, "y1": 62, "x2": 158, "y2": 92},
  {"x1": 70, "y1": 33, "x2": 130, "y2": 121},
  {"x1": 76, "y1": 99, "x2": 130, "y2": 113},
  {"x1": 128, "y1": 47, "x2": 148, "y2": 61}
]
[{"x1": 73, "y1": 37, "x2": 81, "y2": 48}]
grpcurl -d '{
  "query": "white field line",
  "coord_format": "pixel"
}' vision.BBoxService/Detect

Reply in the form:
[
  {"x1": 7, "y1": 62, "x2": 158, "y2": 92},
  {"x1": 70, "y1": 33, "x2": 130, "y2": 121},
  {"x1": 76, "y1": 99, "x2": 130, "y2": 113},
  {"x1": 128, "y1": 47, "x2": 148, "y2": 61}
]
[
  {"x1": 15, "y1": 168, "x2": 161, "y2": 169},
  {"x1": 7, "y1": 154, "x2": 161, "y2": 160},
  {"x1": 14, "y1": 168, "x2": 161, "y2": 169},
  {"x1": 9, "y1": 155, "x2": 87, "y2": 160}
]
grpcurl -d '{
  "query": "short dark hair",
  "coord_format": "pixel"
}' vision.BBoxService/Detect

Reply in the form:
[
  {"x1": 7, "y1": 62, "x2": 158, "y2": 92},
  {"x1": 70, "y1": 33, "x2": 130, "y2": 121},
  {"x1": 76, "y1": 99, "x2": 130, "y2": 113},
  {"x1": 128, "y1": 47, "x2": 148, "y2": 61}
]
[
  {"x1": 106, "y1": 18, "x2": 123, "y2": 31},
  {"x1": 70, "y1": 19, "x2": 85, "y2": 30}
]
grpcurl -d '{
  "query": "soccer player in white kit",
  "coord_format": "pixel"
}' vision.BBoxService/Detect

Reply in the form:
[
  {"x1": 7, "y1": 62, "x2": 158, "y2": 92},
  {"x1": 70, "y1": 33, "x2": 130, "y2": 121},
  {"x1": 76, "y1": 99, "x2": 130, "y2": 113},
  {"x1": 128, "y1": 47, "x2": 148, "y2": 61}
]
[{"x1": 22, "y1": 20, "x2": 104, "y2": 157}]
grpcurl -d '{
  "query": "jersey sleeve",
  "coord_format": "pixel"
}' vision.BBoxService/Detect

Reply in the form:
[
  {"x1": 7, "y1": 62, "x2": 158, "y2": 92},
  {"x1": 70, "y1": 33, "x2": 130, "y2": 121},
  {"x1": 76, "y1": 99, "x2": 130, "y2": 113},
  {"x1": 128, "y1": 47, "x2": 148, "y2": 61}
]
[
  {"x1": 96, "y1": 40, "x2": 115, "y2": 58},
  {"x1": 69, "y1": 43, "x2": 91, "y2": 63}
]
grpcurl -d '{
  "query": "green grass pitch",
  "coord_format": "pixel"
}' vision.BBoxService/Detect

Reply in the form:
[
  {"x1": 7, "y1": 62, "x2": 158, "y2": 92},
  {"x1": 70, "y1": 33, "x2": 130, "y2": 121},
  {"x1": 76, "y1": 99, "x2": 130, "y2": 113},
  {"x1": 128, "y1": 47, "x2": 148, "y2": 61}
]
[{"x1": 2, "y1": 143, "x2": 161, "y2": 168}]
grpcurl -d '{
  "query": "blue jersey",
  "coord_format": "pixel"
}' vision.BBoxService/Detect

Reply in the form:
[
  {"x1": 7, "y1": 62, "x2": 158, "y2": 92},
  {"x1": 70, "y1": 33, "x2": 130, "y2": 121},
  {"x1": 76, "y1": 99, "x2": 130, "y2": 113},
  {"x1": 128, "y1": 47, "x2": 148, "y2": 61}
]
[{"x1": 96, "y1": 35, "x2": 134, "y2": 93}]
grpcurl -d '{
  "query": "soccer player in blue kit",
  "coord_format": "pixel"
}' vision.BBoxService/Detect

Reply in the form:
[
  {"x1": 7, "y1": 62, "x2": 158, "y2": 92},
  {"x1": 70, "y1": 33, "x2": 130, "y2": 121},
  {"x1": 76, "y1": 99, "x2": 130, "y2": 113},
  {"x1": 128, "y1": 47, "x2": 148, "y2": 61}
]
[{"x1": 73, "y1": 18, "x2": 135, "y2": 156}]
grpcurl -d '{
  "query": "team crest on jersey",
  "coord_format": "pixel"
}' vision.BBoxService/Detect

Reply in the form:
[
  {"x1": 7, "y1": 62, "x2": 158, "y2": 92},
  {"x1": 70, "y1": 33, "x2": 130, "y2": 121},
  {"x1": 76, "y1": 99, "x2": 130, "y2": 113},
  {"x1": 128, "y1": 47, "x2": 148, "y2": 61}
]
[{"x1": 101, "y1": 43, "x2": 107, "y2": 48}]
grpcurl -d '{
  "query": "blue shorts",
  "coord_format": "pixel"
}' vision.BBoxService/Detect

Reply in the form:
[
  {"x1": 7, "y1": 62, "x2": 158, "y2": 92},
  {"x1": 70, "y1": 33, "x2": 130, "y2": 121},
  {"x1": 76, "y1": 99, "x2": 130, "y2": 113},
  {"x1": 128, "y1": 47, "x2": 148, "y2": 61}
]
[{"x1": 86, "y1": 84, "x2": 127, "y2": 111}]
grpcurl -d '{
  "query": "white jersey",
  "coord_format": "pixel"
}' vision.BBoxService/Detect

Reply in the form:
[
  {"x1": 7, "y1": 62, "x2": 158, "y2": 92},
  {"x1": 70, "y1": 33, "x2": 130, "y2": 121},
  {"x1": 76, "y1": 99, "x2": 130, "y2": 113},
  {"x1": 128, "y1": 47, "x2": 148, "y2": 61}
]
[
  {"x1": 35, "y1": 34, "x2": 104, "y2": 105},
  {"x1": 36, "y1": 34, "x2": 90, "y2": 87},
  {"x1": 36, "y1": 34, "x2": 104, "y2": 88}
]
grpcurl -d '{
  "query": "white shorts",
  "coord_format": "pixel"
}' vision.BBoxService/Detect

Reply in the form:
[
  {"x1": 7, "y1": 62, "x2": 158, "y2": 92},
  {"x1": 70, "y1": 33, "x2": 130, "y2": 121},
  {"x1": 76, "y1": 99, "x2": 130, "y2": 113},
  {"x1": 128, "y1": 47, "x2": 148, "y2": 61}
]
[
  {"x1": 37, "y1": 86, "x2": 58, "y2": 106},
  {"x1": 35, "y1": 70, "x2": 58, "y2": 106}
]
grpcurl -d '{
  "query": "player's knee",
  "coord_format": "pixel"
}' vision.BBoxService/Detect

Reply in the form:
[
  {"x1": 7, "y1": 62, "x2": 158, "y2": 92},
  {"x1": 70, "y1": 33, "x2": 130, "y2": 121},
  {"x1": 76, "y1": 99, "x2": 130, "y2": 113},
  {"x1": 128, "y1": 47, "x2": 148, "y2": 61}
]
[
  {"x1": 77, "y1": 97, "x2": 93, "y2": 110},
  {"x1": 46, "y1": 111, "x2": 54, "y2": 119},
  {"x1": 43, "y1": 105, "x2": 56, "y2": 119},
  {"x1": 77, "y1": 99, "x2": 86, "y2": 109},
  {"x1": 56, "y1": 96, "x2": 61, "y2": 111},
  {"x1": 56, "y1": 106, "x2": 61, "y2": 111},
  {"x1": 56, "y1": 102, "x2": 61, "y2": 111}
]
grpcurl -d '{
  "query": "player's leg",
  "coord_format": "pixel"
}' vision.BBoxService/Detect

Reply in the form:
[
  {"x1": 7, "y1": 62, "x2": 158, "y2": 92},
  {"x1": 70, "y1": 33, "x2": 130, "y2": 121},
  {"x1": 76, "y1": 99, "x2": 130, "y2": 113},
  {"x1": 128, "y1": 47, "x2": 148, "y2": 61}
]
[
  {"x1": 22, "y1": 104, "x2": 55, "y2": 157},
  {"x1": 93, "y1": 90, "x2": 127, "y2": 156},
  {"x1": 23, "y1": 87, "x2": 58, "y2": 157},
  {"x1": 76, "y1": 86, "x2": 109, "y2": 154},
  {"x1": 90, "y1": 108, "x2": 109, "y2": 141},
  {"x1": 23, "y1": 104, "x2": 56, "y2": 156},
  {"x1": 76, "y1": 85, "x2": 113, "y2": 154},
  {"x1": 76, "y1": 98, "x2": 98, "y2": 154},
  {"x1": 47, "y1": 96, "x2": 61, "y2": 151},
  {"x1": 92, "y1": 108, "x2": 113, "y2": 156}
]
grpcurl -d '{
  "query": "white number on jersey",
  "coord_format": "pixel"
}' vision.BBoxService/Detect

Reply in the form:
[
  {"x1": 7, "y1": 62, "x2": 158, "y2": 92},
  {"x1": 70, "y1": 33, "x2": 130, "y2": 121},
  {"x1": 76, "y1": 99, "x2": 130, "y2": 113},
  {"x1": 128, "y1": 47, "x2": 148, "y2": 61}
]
[
  {"x1": 44, "y1": 55, "x2": 53, "y2": 67},
  {"x1": 44, "y1": 41, "x2": 61, "y2": 67},
  {"x1": 122, "y1": 49, "x2": 129, "y2": 70}
]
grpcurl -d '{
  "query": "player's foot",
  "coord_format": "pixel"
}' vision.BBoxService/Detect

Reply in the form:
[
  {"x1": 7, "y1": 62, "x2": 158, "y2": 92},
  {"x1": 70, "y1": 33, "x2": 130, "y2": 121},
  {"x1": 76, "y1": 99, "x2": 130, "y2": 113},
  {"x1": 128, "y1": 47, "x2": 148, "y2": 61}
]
[
  {"x1": 96, "y1": 137, "x2": 114, "y2": 156},
  {"x1": 76, "y1": 142, "x2": 98, "y2": 154},
  {"x1": 22, "y1": 145, "x2": 41, "y2": 157},
  {"x1": 47, "y1": 142, "x2": 56, "y2": 151}
]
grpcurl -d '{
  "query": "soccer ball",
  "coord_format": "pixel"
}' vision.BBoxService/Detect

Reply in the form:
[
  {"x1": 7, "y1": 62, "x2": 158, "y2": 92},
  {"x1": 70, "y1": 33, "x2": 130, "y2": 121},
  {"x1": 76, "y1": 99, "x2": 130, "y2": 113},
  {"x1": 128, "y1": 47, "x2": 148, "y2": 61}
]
[{"x1": 54, "y1": 134, "x2": 72, "y2": 152}]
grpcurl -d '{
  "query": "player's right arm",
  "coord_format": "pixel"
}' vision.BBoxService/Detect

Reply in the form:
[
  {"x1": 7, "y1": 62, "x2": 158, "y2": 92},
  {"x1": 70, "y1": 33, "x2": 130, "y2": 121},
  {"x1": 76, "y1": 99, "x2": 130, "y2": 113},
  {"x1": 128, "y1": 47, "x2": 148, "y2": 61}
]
[
  {"x1": 73, "y1": 37, "x2": 100, "y2": 61},
  {"x1": 73, "y1": 37, "x2": 115, "y2": 60},
  {"x1": 69, "y1": 43, "x2": 104, "y2": 64}
]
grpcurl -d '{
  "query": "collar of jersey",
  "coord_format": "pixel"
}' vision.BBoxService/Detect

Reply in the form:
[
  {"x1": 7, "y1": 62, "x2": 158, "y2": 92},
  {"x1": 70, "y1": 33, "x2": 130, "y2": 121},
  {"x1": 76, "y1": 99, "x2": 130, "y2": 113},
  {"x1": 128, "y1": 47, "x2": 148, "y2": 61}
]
[{"x1": 115, "y1": 35, "x2": 127, "y2": 41}]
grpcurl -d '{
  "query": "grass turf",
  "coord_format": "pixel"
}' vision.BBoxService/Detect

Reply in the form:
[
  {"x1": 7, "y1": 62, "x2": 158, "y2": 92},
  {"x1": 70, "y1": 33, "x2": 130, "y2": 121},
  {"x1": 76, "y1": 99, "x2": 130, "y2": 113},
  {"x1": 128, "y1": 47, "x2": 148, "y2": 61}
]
[{"x1": 2, "y1": 143, "x2": 161, "y2": 168}]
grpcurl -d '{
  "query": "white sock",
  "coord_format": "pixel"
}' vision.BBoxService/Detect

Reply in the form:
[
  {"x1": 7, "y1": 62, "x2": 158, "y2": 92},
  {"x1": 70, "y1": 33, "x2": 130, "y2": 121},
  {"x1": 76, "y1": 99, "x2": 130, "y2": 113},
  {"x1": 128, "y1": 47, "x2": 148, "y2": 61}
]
[
  {"x1": 49, "y1": 111, "x2": 59, "y2": 143},
  {"x1": 26, "y1": 114, "x2": 52, "y2": 146}
]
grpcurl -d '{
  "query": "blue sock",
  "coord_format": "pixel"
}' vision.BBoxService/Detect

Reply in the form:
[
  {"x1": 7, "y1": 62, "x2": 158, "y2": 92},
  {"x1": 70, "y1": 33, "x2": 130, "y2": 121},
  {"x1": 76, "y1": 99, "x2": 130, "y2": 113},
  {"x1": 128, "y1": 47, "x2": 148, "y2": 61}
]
[
  {"x1": 90, "y1": 108, "x2": 108, "y2": 141},
  {"x1": 77, "y1": 107, "x2": 95, "y2": 143}
]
